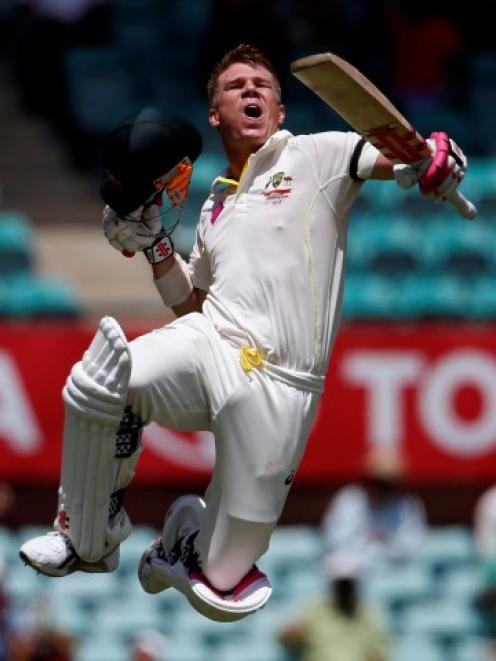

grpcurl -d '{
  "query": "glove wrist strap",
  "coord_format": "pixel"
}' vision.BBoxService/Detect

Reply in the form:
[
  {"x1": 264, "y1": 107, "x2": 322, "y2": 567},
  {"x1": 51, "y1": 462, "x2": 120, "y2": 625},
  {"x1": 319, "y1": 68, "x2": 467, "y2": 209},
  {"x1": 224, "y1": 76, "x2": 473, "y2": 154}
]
[{"x1": 143, "y1": 235, "x2": 174, "y2": 265}]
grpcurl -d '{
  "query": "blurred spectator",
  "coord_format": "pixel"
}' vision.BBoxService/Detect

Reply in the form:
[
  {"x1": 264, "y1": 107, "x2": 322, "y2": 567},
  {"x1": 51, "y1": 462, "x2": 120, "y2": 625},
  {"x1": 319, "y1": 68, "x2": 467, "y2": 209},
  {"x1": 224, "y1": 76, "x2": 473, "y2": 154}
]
[
  {"x1": 0, "y1": 483, "x2": 14, "y2": 522},
  {"x1": 7, "y1": 597, "x2": 75, "y2": 661},
  {"x1": 200, "y1": 0, "x2": 294, "y2": 91},
  {"x1": 0, "y1": 559, "x2": 16, "y2": 661},
  {"x1": 385, "y1": 2, "x2": 466, "y2": 125},
  {"x1": 474, "y1": 553, "x2": 496, "y2": 661},
  {"x1": 474, "y1": 485, "x2": 496, "y2": 559},
  {"x1": 9, "y1": 0, "x2": 112, "y2": 166},
  {"x1": 321, "y1": 446, "x2": 426, "y2": 567},
  {"x1": 131, "y1": 629, "x2": 169, "y2": 661},
  {"x1": 279, "y1": 550, "x2": 390, "y2": 661},
  {"x1": 474, "y1": 485, "x2": 496, "y2": 660},
  {"x1": 8, "y1": 628, "x2": 74, "y2": 661}
]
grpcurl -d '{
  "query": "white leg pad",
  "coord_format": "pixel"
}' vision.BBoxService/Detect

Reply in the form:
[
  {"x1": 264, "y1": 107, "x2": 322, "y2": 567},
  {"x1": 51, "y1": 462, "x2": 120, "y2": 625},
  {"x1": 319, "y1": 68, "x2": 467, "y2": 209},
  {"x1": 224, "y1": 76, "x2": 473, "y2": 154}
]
[{"x1": 57, "y1": 316, "x2": 137, "y2": 562}]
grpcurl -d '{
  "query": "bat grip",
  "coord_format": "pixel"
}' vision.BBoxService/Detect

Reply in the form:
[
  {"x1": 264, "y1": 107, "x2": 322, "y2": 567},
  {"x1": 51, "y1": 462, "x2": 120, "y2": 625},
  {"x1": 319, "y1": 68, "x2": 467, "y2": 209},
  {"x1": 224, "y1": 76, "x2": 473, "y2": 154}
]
[{"x1": 446, "y1": 189, "x2": 478, "y2": 220}]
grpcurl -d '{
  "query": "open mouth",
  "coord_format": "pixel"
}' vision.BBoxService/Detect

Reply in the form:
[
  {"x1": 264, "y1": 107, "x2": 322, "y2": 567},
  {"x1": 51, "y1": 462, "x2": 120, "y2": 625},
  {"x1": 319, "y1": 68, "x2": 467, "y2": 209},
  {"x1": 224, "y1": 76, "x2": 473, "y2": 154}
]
[{"x1": 243, "y1": 103, "x2": 262, "y2": 119}]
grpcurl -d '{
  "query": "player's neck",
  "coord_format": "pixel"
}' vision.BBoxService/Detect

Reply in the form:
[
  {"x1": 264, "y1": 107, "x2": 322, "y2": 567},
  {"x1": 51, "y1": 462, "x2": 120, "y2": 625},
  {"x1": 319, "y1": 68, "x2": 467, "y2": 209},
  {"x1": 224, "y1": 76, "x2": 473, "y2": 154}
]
[{"x1": 224, "y1": 142, "x2": 261, "y2": 181}]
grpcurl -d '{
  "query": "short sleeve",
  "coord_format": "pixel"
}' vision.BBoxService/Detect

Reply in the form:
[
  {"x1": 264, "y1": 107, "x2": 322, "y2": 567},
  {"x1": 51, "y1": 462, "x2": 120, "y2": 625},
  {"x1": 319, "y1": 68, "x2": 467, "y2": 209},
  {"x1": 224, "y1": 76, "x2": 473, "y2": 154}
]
[
  {"x1": 303, "y1": 131, "x2": 365, "y2": 184},
  {"x1": 356, "y1": 140, "x2": 381, "y2": 179},
  {"x1": 188, "y1": 225, "x2": 212, "y2": 292},
  {"x1": 295, "y1": 131, "x2": 369, "y2": 214}
]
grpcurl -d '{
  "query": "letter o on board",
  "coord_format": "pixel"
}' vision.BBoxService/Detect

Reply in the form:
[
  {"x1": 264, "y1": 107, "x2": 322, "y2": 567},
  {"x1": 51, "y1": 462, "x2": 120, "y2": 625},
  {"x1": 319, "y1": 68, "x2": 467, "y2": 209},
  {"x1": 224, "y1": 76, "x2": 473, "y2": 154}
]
[{"x1": 419, "y1": 351, "x2": 496, "y2": 456}]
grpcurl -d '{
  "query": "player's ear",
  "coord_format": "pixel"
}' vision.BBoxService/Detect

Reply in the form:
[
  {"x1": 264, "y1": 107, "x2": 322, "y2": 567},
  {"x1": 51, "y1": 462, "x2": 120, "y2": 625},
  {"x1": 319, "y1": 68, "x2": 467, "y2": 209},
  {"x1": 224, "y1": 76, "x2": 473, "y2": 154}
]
[
  {"x1": 277, "y1": 104, "x2": 286, "y2": 126},
  {"x1": 209, "y1": 107, "x2": 220, "y2": 129}
]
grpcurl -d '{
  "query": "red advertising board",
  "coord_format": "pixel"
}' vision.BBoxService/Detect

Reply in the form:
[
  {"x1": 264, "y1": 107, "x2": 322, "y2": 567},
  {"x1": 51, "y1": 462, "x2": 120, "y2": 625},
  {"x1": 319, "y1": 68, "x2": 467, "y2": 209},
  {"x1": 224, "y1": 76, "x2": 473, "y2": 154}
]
[{"x1": 1, "y1": 321, "x2": 496, "y2": 484}]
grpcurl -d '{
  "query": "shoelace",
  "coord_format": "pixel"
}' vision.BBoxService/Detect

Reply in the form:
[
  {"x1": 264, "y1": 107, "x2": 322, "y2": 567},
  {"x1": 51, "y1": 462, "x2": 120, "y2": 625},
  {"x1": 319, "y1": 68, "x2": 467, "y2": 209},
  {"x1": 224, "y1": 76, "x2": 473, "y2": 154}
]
[{"x1": 159, "y1": 530, "x2": 201, "y2": 572}]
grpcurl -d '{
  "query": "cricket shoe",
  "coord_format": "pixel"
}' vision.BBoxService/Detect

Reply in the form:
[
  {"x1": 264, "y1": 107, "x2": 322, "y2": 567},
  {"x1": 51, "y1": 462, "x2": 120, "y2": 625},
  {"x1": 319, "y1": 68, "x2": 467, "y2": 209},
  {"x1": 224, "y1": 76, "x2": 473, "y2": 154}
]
[
  {"x1": 138, "y1": 494, "x2": 272, "y2": 622},
  {"x1": 139, "y1": 494, "x2": 206, "y2": 594},
  {"x1": 19, "y1": 531, "x2": 119, "y2": 577}
]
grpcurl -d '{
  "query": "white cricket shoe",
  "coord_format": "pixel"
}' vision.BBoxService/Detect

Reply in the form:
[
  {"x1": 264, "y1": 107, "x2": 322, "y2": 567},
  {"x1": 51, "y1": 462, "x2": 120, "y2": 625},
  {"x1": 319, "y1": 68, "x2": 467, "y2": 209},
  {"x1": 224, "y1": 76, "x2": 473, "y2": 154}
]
[
  {"x1": 138, "y1": 494, "x2": 272, "y2": 622},
  {"x1": 19, "y1": 531, "x2": 119, "y2": 577},
  {"x1": 139, "y1": 494, "x2": 205, "y2": 594}
]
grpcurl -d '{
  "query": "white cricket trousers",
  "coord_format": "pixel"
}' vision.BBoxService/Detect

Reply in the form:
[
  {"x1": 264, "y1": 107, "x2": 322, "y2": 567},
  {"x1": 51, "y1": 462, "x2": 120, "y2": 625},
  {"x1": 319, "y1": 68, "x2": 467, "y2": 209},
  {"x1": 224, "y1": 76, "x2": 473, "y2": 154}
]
[{"x1": 128, "y1": 313, "x2": 319, "y2": 590}]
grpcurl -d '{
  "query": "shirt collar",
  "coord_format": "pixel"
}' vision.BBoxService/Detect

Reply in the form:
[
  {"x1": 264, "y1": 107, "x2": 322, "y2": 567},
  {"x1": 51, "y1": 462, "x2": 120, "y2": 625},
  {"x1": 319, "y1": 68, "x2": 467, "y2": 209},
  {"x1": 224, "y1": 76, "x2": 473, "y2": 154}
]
[{"x1": 210, "y1": 130, "x2": 293, "y2": 194}]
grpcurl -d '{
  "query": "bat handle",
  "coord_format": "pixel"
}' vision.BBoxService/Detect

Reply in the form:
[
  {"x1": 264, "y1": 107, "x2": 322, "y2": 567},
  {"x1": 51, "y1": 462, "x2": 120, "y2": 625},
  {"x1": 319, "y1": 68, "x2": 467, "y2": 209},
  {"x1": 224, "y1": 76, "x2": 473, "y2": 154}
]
[{"x1": 446, "y1": 189, "x2": 478, "y2": 220}]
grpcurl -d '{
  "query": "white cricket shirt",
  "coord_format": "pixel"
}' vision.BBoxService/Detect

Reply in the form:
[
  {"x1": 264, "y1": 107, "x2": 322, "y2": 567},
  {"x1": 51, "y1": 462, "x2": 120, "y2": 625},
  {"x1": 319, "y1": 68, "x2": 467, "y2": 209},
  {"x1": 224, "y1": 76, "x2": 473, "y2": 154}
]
[{"x1": 189, "y1": 130, "x2": 378, "y2": 381}]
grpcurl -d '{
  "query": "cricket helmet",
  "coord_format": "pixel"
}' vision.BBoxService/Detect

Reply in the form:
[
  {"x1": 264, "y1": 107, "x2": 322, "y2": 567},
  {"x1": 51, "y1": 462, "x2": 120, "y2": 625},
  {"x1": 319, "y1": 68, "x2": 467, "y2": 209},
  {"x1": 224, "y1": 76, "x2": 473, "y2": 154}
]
[{"x1": 100, "y1": 107, "x2": 202, "y2": 216}]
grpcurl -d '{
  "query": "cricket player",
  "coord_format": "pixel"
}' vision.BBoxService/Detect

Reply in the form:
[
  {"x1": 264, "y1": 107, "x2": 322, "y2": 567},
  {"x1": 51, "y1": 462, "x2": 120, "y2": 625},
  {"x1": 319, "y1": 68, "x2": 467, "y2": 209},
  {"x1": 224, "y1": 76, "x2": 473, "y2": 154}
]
[{"x1": 20, "y1": 44, "x2": 469, "y2": 621}]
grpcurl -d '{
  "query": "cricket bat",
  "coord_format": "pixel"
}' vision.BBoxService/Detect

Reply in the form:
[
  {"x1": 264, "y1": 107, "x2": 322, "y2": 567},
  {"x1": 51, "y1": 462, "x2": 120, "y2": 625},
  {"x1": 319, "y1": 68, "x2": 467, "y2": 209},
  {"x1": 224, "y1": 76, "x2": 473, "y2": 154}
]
[{"x1": 290, "y1": 52, "x2": 477, "y2": 220}]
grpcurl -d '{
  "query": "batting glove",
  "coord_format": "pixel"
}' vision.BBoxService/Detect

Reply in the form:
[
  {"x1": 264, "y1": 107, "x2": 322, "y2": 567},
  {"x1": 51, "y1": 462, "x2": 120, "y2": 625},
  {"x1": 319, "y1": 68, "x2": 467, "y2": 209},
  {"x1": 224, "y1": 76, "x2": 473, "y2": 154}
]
[
  {"x1": 393, "y1": 132, "x2": 467, "y2": 202},
  {"x1": 419, "y1": 132, "x2": 467, "y2": 201},
  {"x1": 102, "y1": 203, "x2": 163, "y2": 257}
]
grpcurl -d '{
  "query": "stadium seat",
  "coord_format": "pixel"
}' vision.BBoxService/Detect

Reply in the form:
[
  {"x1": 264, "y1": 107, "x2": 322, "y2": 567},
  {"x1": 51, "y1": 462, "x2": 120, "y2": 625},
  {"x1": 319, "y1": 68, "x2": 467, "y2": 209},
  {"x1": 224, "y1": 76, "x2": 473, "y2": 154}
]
[
  {"x1": 91, "y1": 599, "x2": 164, "y2": 638},
  {"x1": 392, "y1": 635, "x2": 444, "y2": 661},
  {"x1": 259, "y1": 526, "x2": 323, "y2": 580},
  {"x1": 4, "y1": 565, "x2": 51, "y2": 605},
  {"x1": 76, "y1": 632, "x2": 129, "y2": 661},
  {"x1": 420, "y1": 216, "x2": 493, "y2": 276},
  {"x1": 120, "y1": 571, "x2": 186, "y2": 615},
  {"x1": 173, "y1": 607, "x2": 249, "y2": 646},
  {"x1": 63, "y1": 47, "x2": 137, "y2": 136},
  {"x1": 51, "y1": 598, "x2": 95, "y2": 638},
  {"x1": 467, "y1": 275, "x2": 496, "y2": 319},
  {"x1": 280, "y1": 567, "x2": 325, "y2": 601},
  {"x1": 166, "y1": 635, "x2": 209, "y2": 661},
  {"x1": 393, "y1": 273, "x2": 468, "y2": 319},
  {"x1": 0, "y1": 274, "x2": 80, "y2": 318},
  {"x1": 417, "y1": 527, "x2": 475, "y2": 574},
  {"x1": 400, "y1": 599, "x2": 480, "y2": 639},
  {"x1": 117, "y1": 525, "x2": 158, "y2": 572},
  {"x1": 363, "y1": 564, "x2": 434, "y2": 611},
  {"x1": 217, "y1": 640, "x2": 285, "y2": 661},
  {"x1": 0, "y1": 525, "x2": 18, "y2": 565},
  {"x1": 457, "y1": 158, "x2": 496, "y2": 207},
  {"x1": 348, "y1": 214, "x2": 421, "y2": 274},
  {"x1": 50, "y1": 571, "x2": 118, "y2": 603},
  {"x1": 442, "y1": 566, "x2": 482, "y2": 601},
  {"x1": 249, "y1": 601, "x2": 302, "y2": 640},
  {"x1": 342, "y1": 272, "x2": 396, "y2": 319},
  {"x1": 0, "y1": 211, "x2": 33, "y2": 274},
  {"x1": 456, "y1": 636, "x2": 489, "y2": 661}
]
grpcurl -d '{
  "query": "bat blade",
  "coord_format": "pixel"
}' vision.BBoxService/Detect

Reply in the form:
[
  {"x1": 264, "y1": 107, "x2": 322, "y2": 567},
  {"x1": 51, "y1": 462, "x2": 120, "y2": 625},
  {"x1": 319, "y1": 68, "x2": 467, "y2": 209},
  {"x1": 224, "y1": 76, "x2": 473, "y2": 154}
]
[
  {"x1": 290, "y1": 52, "x2": 477, "y2": 220},
  {"x1": 290, "y1": 52, "x2": 429, "y2": 165}
]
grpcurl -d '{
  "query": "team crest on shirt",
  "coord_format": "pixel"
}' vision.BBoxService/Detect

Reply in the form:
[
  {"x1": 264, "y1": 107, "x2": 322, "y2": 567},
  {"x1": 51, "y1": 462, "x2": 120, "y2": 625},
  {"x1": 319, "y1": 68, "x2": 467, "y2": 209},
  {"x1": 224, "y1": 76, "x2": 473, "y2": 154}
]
[{"x1": 264, "y1": 171, "x2": 293, "y2": 204}]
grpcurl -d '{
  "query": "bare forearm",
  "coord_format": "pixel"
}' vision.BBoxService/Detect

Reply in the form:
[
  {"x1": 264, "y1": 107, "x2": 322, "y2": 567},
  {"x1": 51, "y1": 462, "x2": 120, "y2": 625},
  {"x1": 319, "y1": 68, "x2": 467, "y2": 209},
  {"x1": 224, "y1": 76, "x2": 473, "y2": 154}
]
[
  {"x1": 171, "y1": 287, "x2": 205, "y2": 317},
  {"x1": 369, "y1": 153, "x2": 394, "y2": 180}
]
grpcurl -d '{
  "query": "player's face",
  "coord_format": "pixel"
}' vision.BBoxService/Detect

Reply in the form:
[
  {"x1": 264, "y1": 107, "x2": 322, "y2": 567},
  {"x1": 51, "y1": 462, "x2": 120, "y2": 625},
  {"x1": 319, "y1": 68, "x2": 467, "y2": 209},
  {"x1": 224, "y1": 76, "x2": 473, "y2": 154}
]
[{"x1": 209, "y1": 62, "x2": 285, "y2": 150}]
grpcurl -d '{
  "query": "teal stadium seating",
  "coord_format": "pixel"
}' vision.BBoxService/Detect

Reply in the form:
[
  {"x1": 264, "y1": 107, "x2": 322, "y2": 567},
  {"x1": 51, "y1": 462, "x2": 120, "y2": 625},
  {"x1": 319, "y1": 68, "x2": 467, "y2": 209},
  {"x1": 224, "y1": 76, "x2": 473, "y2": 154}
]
[
  {"x1": 0, "y1": 273, "x2": 80, "y2": 318},
  {"x1": 342, "y1": 272, "x2": 397, "y2": 319},
  {"x1": 416, "y1": 526, "x2": 476, "y2": 574},
  {"x1": 0, "y1": 211, "x2": 33, "y2": 274},
  {"x1": 63, "y1": 47, "x2": 137, "y2": 136},
  {"x1": 0, "y1": 525, "x2": 491, "y2": 661},
  {"x1": 77, "y1": 633, "x2": 129, "y2": 661},
  {"x1": 0, "y1": 211, "x2": 80, "y2": 318},
  {"x1": 392, "y1": 635, "x2": 445, "y2": 661},
  {"x1": 399, "y1": 599, "x2": 480, "y2": 640}
]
